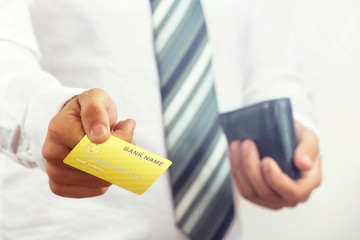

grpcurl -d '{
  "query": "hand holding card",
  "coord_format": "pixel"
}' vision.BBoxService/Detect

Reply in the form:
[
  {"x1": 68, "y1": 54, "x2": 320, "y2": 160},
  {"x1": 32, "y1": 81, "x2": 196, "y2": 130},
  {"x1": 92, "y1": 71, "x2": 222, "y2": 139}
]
[{"x1": 43, "y1": 89, "x2": 136, "y2": 198}]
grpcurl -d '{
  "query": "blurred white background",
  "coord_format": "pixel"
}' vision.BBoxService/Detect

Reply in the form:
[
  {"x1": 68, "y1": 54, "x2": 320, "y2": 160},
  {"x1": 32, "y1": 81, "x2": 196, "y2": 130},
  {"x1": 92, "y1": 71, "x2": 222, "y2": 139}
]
[
  {"x1": 1, "y1": 0, "x2": 359, "y2": 240},
  {"x1": 240, "y1": 0, "x2": 360, "y2": 239}
]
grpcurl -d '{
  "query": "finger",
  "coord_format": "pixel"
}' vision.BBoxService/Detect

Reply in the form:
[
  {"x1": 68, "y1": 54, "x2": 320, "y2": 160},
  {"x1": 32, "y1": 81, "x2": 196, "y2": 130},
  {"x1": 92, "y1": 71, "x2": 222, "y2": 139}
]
[
  {"x1": 295, "y1": 154, "x2": 322, "y2": 193},
  {"x1": 46, "y1": 161, "x2": 112, "y2": 188},
  {"x1": 229, "y1": 141, "x2": 257, "y2": 200},
  {"x1": 231, "y1": 142, "x2": 301, "y2": 209},
  {"x1": 262, "y1": 157, "x2": 320, "y2": 202},
  {"x1": 241, "y1": 140, "x2": 281, "y2": 201},
  {"x1": 60, "y1": 95, "x2": 81, "y2": 113},
  {"x1": 262, "y1": 158, "x2": 301, "y2": 201},
  {"x1": 247, "y1": 197, "x2": 298, "y2": 210},
  {"x1": 113, "y1": 119, "x2": 136, "y2": 135},
  {"x1": 112, "y1": 119, "x2": 136, "y2": 143},
  {"x1": 300, "y1": 193, "x2": 311, "y2": 203},
  {"x1": 42, "y1": 139, "x2": 71, "y2": 165},
  {"x1": 46, "y1": 112, "x2": 85, "y2": 149},
  {"x1": 78, "y1": 89, "x2": 118, "y2": 144},
  {"x1": 113, "y1": 118, "x2": 136, "y2": 132},
  {"x1": 294, "y1": 122, "x2": 319, "y2": 171},
  {"x1": 49, "y1": 179, "x2": 109, "y2": 198},
  {"x1": 60, "y1": 95, "x2": 80, "y2": 112}
]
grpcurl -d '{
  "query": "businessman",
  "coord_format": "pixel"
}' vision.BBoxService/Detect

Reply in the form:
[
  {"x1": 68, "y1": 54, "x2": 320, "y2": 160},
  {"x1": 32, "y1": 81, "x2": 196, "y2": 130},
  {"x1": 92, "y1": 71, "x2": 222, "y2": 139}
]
[{"x1": 0, "y1": 0, "x2": 321, "y2": 239}]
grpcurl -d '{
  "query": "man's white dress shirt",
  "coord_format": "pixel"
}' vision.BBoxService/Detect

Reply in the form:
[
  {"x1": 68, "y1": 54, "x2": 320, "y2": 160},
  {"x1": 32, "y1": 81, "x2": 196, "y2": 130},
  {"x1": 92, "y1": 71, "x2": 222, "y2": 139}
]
[{"x1": 0, "y1": 0, "x2": 316, "y2": 239}]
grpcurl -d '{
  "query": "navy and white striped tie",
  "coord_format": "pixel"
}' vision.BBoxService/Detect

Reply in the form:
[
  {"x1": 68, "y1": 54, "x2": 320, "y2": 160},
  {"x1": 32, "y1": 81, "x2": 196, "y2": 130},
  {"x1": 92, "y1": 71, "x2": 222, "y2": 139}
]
[{"x1": 151, "y1": 0, "x2": 234, "y2": 239}]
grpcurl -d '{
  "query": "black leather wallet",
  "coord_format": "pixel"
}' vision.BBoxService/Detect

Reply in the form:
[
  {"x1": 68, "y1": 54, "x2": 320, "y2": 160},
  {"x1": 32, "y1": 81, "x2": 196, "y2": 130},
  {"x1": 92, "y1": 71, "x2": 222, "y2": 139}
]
[{"x1": 219, "y1": 98, "x2": 300, "y2": 179}]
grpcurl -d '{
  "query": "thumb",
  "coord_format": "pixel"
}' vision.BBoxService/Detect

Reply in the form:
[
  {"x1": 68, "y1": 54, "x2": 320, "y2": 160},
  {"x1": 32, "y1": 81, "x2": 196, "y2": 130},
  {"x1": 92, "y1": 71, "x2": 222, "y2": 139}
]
[
  {"x1": 294, "y1": 122, "x2": 319, "y2": 171},
  {"x1": 77, "y1": 89, "x2": 117, "y2": 144},
  {"x1": 112, "y1": 119, "x2": 136, "y2": 144}
]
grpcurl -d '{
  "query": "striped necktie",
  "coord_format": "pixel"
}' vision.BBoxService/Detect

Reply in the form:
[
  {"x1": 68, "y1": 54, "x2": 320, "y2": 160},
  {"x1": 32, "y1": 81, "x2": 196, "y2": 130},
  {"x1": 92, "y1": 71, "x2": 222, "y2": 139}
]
[{"x1": 151, "y1": 0, "x2": 234, "y2": 239}]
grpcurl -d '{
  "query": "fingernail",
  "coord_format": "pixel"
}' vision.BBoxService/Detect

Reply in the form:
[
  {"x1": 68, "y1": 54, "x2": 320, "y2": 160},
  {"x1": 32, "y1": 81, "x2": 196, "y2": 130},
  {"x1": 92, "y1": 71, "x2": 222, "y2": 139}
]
[
  {"x1": 301, "y1": 154, "x2": 312, "y2": 168},
  {"x1": 90, "y1": 123, "x2": 107, "y2": 138}
]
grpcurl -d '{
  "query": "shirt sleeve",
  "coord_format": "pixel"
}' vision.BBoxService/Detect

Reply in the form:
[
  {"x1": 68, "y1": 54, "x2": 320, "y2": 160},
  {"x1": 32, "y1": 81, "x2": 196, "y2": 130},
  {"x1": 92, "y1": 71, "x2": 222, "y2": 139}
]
[
  {"x1": 243, "y1": 0, "x2": 318, "y2": 133},
  {"x1": 0, "y1": 0, "x2": 84, "y2": 171}
]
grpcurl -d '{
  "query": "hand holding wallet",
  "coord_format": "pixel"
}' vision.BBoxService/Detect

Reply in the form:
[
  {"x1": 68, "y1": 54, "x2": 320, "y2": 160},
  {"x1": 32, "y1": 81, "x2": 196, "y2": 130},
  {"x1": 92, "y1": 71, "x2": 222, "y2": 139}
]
[{"x1": 219, "y1": 98, "x2": 301, "y2": 180}]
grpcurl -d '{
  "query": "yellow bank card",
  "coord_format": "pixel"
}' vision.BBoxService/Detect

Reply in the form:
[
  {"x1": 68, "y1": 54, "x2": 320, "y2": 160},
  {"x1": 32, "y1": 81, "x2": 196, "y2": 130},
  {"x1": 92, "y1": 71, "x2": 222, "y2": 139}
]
[{"x1": 63, "y1": 135, "x2": 172, "y2": 195}]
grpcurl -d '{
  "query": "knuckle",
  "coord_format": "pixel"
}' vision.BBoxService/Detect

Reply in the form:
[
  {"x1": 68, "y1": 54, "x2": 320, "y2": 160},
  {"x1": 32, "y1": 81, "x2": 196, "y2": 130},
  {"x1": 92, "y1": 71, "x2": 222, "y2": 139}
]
[
  {"x1": 242, "y1": 190, "x2": 256, "y2": 200},
  {"x1": 287, "y1": 202, "x2": 298, "y2": 208},
  {"x1": 83, "y1": 102, "x2": 104, "y2": 116},
  {"x1": 264, "y1": 171, "x2": 276, "y2": 185},
  {"x1": 42, "y1": 144, "x2": 59, "y2": 163},
  {"x1": 287, "y1": 190, "x2": 302, "y2": 202},
  {"x1": 47, "y1": 116, "x2": 64, "y2": 139},
  {"x1": 42, "y1": 143, "x2": 50, "y2": 160},
  {"x1": 258, "y1": 189, "x2": 274, "y2": 200},
  {"x1": 42, "y1": 142, "x2": 68, "y2": 164},
  {"x1": 300, "y1": 195, "x2": 310, "y2": 203},
  {"x1": 49, "y1": 181, "x2": 63, "y2": 196},
  {"x1": 46, "y1": 166, "x2": 63, "y2": 182}
]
